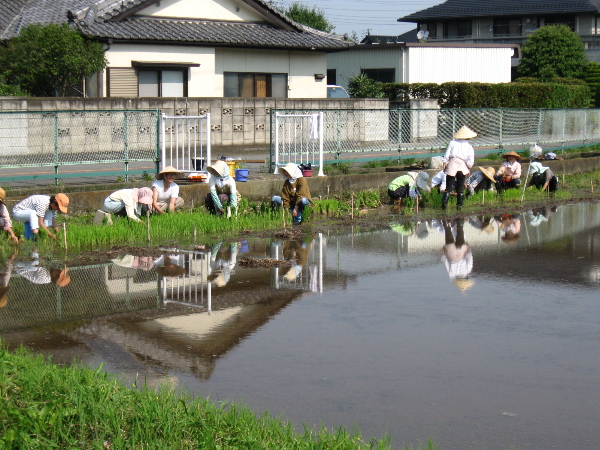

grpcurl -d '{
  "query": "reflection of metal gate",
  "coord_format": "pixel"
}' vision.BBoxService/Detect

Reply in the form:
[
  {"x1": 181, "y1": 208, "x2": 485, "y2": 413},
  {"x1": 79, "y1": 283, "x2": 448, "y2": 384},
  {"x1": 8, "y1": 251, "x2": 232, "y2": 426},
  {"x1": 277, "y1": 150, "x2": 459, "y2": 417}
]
[
  {"x1": 161, "y1": 251, "x2": 212, "y2": 311},
  {"x1": 161, "y1": 114, "x2": 212, "y2": 174}
]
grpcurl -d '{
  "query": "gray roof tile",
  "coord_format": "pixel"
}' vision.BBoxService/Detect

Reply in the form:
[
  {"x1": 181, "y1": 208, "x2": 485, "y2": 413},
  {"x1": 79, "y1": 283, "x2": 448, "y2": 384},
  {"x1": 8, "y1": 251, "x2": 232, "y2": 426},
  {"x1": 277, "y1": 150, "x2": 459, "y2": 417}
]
[
  {"x1": 399, "y1": 0, "x2": 600, "y2": 22},
  {"x1": 0, "y1": 0, "x2": 351, "y2": 51}
]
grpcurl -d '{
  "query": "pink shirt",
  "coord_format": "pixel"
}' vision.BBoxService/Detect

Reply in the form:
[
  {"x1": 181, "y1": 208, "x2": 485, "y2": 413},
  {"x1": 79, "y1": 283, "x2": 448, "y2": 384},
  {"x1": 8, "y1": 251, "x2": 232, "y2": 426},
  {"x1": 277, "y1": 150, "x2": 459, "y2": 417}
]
[
  {"x1": 0, "y1": 203, "x2": 12, "y2": 230},
  {"x1": 498, "y1": 160, "x2": 522, "y2": 179}
]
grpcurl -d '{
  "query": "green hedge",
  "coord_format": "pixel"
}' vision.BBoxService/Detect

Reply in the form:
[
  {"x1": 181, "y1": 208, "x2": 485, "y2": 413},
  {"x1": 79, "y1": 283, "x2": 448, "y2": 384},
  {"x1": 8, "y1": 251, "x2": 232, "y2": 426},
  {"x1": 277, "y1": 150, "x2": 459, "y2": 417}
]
[{"x1": 381, "y1": 81, "x2": 591, "y2": 108}]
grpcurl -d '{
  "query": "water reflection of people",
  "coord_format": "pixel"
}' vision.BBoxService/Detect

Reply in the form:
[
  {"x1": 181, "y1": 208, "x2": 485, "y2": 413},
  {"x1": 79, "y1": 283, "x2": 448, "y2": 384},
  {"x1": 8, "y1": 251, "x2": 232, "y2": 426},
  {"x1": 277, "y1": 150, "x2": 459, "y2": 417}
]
[
  {"x1": 498, "y1": 214, "x2": 521, "y2": 243},
  {"x1": 0, "y1": 252, "x2": 16, "y2": 308},
  {"x1": 468, "y1": 215, "x2": 495, "y2": 235},
  {"x1": 441, "y1": 218, "x2": 474, "y2": 292},
  {"x1": 112, "y1": 254, "x2": 155, "y2": 271},
  {"x1": 528, "y1": 206, "x2": 557, "y2": 227},
  {"x1": 14, "y1": 252, "x2": 70, "y2": 286},
  {"x1": 282, "y1": 238, "x2": 312, "y2": 281},
  {"x1": 208, "y1": 242, "x2": 238, "y2": 287},
  {"x1": 156, "y1": 255, "x2": 186, "y2": 277}
]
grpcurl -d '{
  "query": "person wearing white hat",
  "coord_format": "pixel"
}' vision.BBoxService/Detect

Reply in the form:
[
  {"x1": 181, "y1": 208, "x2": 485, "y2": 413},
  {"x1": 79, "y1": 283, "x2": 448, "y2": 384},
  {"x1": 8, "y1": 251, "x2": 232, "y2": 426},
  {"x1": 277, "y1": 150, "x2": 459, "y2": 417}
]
[
  {"x1": 272, "y1": 163, "x2": 314, "y2": 223},
  {"x1": 150, "y1": 166, "x2": 185, "y2": 214},
  {"x1": 527, "y1": 161, "x2": 558, "y2": 192},
  {"x1": 101, "y1": 187, "x2": 153, "y2": 222},
  {"x1": 0, "y1": 188, "x2": 18, "y2": 243},
  {"x1": 387, "y1": 171, "x2": 430, "y2": 205},
  {"x1": 442, "y1": 126, "x2": 477, "y2": 210},
  {"x1": 206, "y1": 160, "x2": 238, "y2": 216}
]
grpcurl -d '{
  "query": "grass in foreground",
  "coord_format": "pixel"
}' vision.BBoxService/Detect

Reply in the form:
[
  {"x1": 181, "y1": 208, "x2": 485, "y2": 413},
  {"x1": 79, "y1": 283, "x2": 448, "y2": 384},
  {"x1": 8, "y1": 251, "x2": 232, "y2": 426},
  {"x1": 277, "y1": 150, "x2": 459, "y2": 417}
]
[{"x1": 0, "y1": 345, "x2": 397, "y2": 449}]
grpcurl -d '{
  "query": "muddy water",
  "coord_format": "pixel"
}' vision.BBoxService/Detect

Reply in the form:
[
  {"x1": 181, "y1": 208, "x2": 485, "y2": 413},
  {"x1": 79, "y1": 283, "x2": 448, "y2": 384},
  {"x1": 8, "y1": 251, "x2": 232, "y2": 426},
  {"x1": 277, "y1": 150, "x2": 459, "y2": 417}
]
[{"x1": 2, "y1": 203, "x2": 600, "y2": 449}]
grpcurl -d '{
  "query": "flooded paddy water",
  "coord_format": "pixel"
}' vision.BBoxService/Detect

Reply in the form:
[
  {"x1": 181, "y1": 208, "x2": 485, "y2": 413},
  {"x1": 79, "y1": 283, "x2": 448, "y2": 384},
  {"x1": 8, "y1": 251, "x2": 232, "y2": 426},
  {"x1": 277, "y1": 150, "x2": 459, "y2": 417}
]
[{"x1": 2, "y1": 202, "x2": 600, "y2": 449}]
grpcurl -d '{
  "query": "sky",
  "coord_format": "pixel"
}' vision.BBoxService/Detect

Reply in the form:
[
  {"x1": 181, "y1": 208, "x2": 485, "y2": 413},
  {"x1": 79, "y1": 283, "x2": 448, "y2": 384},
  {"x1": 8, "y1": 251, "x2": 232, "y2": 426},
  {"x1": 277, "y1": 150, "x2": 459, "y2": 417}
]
[{"x1": 274, "y1": 0, "x2": 444, "y2": 39}]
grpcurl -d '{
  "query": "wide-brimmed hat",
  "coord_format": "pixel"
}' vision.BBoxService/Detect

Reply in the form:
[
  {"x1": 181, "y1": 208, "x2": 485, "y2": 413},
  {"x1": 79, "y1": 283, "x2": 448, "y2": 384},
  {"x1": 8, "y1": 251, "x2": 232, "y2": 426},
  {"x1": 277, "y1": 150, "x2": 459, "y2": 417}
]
[
  {"x1": 529, "y1": 144, "x2": 543, "y2": 159},
  {"x1": 156, "y1": 263, "x2": 186, "y2": 277},
  {"x1": 207, "y1": 160, "x2": 229, "y2": 178},
  {"x1": 133, "y1": 187, "x2": 153, "y2": 205},
  {"x1": 156, "y1": 166, "x2": 183, "y2": 180},
  {"x1": 454, "y1": 126, "x2": 477, "y2": 140},
  {"x1": 279, "y1": 162, "x2": 301, "y2": 179},
  {"x1": 0, "y1": 187, "x2": 5, "y2": 204},
  {"x1": 55, "y1": 193, "x2": 69, "y2": 213},
  {"x1": 502, "y1": 150, "x2": 522, "y2": 160},
  {"x1": 479, "y1": 166, "x2": 496, "y2": 182},
  {"x1": 0, "y1": 286, "x2": 9, "y2": 308},
  {"x1": 528, "y1": 161, "x2": 549, "y2": 175},
  {"x1": 50, "y1": 267, "x2": 71, "y2": 287},
  {"x1": 453, "y1": 278, "x2": 474, "y2": 292},
  {"x1": 415, "y1": 172, "x2": 430, "y2": 193}
]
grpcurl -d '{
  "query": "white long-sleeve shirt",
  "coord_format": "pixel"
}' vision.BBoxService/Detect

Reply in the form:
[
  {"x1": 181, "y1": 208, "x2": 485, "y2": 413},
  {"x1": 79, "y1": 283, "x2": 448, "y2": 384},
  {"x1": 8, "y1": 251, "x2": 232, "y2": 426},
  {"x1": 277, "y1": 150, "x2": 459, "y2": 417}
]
[{"x1": 443, "y1": 139, "x2": 474, "y2": 168}]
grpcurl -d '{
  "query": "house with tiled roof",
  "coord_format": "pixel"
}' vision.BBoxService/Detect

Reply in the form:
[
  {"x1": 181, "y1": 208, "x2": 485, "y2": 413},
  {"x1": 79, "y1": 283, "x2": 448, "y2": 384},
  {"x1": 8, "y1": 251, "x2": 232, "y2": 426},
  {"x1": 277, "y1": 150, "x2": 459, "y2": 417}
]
[
  {"x1": 0, "y1": 0, "x2": 353, "y2": 98},
  {"x1": 397, "y1": 0, "x2": 600, "y2": 64}
]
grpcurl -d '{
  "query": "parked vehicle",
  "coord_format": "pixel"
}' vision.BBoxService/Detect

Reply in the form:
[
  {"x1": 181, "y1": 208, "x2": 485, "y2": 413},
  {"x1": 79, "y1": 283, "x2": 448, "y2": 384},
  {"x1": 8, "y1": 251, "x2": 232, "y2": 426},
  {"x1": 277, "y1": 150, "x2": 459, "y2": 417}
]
[{"x1": 327, "y1": 85, "x2": 349, "y2": 98}]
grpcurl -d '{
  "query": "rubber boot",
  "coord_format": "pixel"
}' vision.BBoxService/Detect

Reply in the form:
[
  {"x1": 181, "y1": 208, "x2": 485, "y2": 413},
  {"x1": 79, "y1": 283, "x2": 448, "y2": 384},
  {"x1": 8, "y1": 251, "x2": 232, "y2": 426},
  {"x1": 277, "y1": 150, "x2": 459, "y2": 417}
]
[
  {"x1": 441, "y1": 191, "x2": 449, "y2": 210},
  {"x1": 457, "y1": 193, "x2": 464, "y2": 211}
]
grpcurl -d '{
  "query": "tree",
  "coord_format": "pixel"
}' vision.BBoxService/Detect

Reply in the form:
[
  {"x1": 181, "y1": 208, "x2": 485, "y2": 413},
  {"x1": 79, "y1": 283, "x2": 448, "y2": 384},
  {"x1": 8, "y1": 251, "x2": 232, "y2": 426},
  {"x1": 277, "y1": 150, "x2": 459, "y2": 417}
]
[
  {"x1": 347, "y1": 73, "x2": 384, "y2": 98},
  {"x1": 283, "y1": 2, "x2": 335, "y2": 33},
  {"x1": 0, "y1": 23, "x2": 107, "y2": 97},
  {"x1": 516, "y1": 24, "x2": 587, "y2": 80}
]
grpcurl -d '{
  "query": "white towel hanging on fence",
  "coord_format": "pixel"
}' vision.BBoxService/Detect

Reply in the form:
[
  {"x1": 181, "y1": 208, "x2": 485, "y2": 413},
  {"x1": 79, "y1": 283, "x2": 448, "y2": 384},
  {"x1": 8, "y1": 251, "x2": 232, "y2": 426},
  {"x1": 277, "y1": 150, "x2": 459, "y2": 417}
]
[{"x1": 310, "y1": 113, "x2": 320, "y2": 140}]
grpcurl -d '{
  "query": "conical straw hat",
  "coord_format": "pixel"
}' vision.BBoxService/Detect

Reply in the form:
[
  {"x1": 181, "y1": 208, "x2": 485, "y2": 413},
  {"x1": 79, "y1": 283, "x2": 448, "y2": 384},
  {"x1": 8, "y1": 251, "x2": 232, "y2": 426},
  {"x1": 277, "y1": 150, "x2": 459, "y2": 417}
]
[{"x1": 454, "y1": 126, "x2": 477, "y2": 139}]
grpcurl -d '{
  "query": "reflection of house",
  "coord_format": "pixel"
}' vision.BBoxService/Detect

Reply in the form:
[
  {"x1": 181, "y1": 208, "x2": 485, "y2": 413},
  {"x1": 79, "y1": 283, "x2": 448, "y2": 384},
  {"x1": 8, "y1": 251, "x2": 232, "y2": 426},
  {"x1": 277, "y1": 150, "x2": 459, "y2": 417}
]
[
  {"x1": 397, "y1": 0, "x2": 600, "y2": 65},
  {"x1": 1, "y1": 0, "x2": 352, "y2": 98}
]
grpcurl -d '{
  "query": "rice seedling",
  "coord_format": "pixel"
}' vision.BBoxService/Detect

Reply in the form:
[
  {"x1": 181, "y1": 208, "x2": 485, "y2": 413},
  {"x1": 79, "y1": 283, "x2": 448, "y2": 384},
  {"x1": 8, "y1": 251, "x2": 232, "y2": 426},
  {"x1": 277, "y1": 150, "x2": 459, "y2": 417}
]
[{"x1": 0, "y1": 344, "x2": 392, "y2": 449}]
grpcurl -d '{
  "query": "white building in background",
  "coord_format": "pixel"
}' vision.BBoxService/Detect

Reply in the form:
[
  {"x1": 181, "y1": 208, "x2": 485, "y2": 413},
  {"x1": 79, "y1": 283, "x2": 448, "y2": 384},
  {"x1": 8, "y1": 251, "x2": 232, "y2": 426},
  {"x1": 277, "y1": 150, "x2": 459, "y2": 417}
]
[
  {"x1": 327, "y1": 42, "x2": 517, "y2": 91},
  {"x1": 0, "y1": 0, "x2": 352, "y2": 98}
]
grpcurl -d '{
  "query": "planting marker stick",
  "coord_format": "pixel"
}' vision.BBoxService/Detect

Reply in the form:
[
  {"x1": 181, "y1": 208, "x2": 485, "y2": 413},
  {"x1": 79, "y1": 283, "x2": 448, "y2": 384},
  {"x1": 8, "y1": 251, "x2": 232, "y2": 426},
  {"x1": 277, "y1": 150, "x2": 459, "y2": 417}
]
[
  {"x1": 351, "y1": 194, "x2": 354, "y2": 220},
  {"x1": 63, "y1": 223, "x2": 67, "y2": 251},
  {"x1": 520, "y1": 170, "x2": 531, "y2": 202},
  {"x1": 194, "y1": 223, "x2": 197, "y2": 245},
  {"x1": 146, "y1": 210, "x2": 150, "y2": 243}
]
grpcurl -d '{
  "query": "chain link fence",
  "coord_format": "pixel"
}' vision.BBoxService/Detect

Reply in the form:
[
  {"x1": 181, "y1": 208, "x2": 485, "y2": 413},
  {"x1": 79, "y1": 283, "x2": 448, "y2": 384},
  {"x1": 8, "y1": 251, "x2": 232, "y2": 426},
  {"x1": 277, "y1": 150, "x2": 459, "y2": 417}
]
[
  {"x1": 0, "y1": 109, "x2": 159, "y2": 185},
  {"x1": 271, "y1": 108, "x2": 600, "y2": 169}
]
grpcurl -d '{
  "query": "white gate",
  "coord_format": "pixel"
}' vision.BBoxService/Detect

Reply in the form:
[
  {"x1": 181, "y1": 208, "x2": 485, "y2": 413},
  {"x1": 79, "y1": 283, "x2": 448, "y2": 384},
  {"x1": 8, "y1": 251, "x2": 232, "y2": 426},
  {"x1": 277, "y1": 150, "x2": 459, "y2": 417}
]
[
  {"x1": 161, "y1": 114, "x2": 211, "y2": 176},
  {"x1": 273, "y1": 111, "x2": 325, "y2": 176}
]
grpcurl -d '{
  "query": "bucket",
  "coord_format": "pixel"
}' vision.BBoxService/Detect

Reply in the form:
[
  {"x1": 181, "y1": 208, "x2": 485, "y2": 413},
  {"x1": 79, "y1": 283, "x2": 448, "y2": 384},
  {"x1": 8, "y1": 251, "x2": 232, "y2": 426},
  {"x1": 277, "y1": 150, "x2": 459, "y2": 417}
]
[
  {"x1": 234, "y1": 168, "x2": 249, "y2": 182},
  {"x1": 226, "y1": 161, "x2": 236, "y2": 177},
  {"x1": 23, "y1": 222, "x2": 34, "y2": 240},
  {"x1": 302, "y1": 169, "x2": 313, "y2": 177}
]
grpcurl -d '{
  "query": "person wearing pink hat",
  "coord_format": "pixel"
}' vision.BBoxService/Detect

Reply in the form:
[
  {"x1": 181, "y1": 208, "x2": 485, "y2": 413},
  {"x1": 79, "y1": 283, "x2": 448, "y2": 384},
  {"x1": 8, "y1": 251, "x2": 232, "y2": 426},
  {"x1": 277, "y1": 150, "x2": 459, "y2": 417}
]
[
  {"x1": 12, "y1": 193, "x2": 69, "y2": 240},
  {"x1": 0, "y1": 187, "x2": 18, "y2": 243},
  {"x1": 101, "y1": 187, "x2": 153, "y2": 222}
]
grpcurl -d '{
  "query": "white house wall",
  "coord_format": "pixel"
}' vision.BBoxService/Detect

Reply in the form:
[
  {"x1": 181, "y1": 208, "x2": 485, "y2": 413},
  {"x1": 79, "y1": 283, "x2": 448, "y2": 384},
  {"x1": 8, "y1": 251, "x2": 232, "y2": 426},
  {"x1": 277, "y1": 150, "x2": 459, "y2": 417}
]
[
  {"x1": 406, "y1": 47, "x2": 513, "y2": 83},
  {"x1": 106, "y1": 44, "x2": 216, "y2": 97},
  {"x1": 327, "y1": 48, "x2": 402, "y2": 90},
  {"x1": 216, "y1": 48, "x2": 327, "y2": 98},
  {"x1": 138, "y1": 0, "x2": 264, "y2": 22}
]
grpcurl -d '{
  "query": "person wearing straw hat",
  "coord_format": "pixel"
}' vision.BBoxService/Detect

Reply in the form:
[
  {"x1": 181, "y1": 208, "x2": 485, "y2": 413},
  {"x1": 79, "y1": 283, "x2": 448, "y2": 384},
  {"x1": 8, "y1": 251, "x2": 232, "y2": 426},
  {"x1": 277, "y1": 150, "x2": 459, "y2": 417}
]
[
  {"x1": 272, "y1": 163, "x2": 314, "y2": 223},
  {"x1": 441, "y1": 218, "x2": 474, "y2": 293},
  {"x1": 442, "y1": 126, "x2": 476, "y2": 211},
  {"x1": 465, "y1": 166, "x2": 496, "y2": 197},
  {"x1": 527, "y1": 161, "x2": 558, "y2": 193},
  {"x1": 12, "y1": 193, "x2": 69, "y2": 240},
  {"x1": 0, "y1": 188, "x2": 18, "y2": 243},
  {"x1": 151, "y1": 166, "x2": 185, "y2": 214},
  {"x1": 101, "y1": 187, "x2": 153, "y2": 223},
  {"x1": 494, "y1": 150, "x2": 522, "y2": 193},
  {"x1": 206, "y1": 160, "x2": 238, "y2": 216}
]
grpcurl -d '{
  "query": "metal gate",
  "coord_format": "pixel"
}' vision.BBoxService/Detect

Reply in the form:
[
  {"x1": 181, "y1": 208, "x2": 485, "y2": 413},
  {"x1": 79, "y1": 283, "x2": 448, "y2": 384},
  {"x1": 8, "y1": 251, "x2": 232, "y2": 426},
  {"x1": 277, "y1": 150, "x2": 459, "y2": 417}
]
[
  {"x1": 161, "y1": 113, "x2": 212, "y2": 175},
  {"x1": 273, "y1": 111, "x2": 325, "y2": 175}
]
